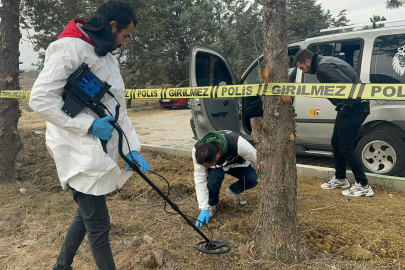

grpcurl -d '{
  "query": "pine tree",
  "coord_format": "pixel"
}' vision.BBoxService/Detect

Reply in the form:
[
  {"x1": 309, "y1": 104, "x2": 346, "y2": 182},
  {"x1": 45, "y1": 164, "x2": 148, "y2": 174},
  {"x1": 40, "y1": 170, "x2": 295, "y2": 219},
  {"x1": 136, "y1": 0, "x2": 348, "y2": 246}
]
[
  {"x1": 0, "y1": 0, "x2": 23, "y2": 182},
  {"x1": 252, "y1": 0, "x2": 301, "y2": 263}
]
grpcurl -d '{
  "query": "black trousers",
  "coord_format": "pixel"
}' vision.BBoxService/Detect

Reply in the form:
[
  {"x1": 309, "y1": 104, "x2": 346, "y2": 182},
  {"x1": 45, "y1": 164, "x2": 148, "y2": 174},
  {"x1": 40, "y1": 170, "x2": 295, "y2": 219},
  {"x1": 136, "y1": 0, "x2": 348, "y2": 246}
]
[
  {"x1": 207, "y1": 165, "x2": 258, "y2": 206},
  {"x1": 331, "y1": 104, "x2": 370, "y2": 186},
  {"x1": 53, "y1": 187, "x2": 115, "y2": 270}
]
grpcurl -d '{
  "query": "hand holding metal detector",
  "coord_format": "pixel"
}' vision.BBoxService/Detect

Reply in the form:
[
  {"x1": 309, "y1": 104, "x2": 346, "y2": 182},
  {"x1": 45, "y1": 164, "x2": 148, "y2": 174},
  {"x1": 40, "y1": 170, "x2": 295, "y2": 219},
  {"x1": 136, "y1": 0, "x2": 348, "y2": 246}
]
[
  {"x1": 61, "y1": 63, "x2": 230, "y2": 254},
  {"x1": 62, "y1": 63, "x2": 115, "y2": 152}
]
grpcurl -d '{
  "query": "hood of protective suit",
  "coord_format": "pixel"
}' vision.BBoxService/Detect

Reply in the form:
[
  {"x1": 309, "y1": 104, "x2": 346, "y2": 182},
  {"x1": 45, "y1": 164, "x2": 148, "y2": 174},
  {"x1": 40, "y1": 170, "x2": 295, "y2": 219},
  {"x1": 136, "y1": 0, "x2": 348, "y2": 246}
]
[
  {"x1": 59, "y1": 17, "x2": 115, "y2": 56},
  {"x1": 59, "y1": 19, "x2": 93, "y2": 45}
]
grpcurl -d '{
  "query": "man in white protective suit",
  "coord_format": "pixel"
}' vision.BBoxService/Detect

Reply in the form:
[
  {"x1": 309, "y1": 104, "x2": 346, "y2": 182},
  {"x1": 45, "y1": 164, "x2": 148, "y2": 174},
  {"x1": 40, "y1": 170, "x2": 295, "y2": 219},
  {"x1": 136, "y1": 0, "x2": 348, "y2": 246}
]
[{"x1": 29, "y1": 1, "x2": 148, "y2": 269}]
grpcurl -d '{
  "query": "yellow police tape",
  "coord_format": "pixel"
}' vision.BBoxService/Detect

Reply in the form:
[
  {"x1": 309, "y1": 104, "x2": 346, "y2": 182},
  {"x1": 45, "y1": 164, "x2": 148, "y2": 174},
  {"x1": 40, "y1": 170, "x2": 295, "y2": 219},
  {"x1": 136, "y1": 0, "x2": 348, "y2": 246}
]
[{"x1": 2, "y1": 83, "x2": 405, "y2": 100}]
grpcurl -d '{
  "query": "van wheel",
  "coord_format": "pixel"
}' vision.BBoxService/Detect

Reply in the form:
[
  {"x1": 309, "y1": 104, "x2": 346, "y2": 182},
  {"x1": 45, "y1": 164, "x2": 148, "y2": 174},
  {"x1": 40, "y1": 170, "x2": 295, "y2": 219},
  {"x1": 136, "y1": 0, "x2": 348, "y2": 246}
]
[
  {"x1": 355, "y1": 131, "x2": 405, "y2": 176},
  {"x1": 185, "y1": 99, "x2": 192, "y2": 109}
]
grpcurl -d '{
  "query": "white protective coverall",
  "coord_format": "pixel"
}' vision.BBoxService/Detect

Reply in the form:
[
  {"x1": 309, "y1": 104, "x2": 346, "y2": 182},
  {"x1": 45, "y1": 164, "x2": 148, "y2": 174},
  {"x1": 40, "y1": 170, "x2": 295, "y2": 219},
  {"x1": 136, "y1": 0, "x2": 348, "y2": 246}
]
[{"x1": 29, "y1": 25, "x2": 140, "y2": 196}]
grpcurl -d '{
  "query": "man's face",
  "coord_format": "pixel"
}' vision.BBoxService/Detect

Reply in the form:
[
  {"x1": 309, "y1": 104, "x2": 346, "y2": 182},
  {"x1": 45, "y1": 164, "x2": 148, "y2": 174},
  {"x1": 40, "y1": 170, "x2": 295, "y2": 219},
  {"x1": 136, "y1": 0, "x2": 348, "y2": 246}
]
[
  {"x1": 296, "y1": 59, "x2": 312, "y2": 74},
  {"x1": 111, "y1": 21, "x2": 134, "y2": 50},
  {"x1": 201, "y1": 154, "x2": 221, "y2": 169}
]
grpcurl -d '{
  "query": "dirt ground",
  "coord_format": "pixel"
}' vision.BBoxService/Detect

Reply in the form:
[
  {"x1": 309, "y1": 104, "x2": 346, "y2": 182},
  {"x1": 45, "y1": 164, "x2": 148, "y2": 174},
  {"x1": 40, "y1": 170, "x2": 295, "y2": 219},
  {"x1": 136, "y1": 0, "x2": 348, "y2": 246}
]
[{"x1": 1, "y1": 101, "x2": 405, "y2": 269}]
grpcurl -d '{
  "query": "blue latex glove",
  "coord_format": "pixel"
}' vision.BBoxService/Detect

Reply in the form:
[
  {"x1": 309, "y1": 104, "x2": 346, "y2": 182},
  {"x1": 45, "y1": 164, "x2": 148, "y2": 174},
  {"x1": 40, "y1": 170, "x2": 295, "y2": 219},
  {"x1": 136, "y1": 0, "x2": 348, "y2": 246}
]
[
  {"x1": 125, "y1": 151, "x2": 150, "y2": 173},
  {"x1": 90, "y1": 116, "x2": 115, "y2": 141},
  {"x1": 195, "y1": 209, "x2": 209, "y2": 227}
]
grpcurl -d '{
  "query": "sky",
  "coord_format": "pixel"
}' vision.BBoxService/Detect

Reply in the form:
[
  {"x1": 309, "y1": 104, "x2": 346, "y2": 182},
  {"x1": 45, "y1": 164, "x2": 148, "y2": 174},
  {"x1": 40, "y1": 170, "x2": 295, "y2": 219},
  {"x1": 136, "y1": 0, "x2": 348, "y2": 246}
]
[
  {"x1": 316, "y1": 0, "x2": 404, "y2": 25},
  {"x1": 19, "y1": 0, "x2": 405, "y2": 70},
  {"x1": 20, "y1": 29, "x2": 37, "y2": 70}
]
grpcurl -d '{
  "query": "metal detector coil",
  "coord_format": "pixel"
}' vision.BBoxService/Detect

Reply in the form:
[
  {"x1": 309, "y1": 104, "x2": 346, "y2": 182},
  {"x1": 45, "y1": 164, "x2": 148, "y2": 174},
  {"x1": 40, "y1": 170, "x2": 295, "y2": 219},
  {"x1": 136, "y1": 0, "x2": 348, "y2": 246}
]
[
  {"x1": 195, "y1": 240, "x2": 231, "y2": 254},
  {"x1": 62, "y1": 63, "x2": 112, "y2": 118}
]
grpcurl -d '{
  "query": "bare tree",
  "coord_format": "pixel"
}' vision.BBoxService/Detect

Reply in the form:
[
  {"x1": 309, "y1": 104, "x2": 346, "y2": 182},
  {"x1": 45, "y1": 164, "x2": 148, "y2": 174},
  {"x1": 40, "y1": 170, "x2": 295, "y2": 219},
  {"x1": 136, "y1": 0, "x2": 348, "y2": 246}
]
[
  {"x1": 0, "y1": 0, "x2": 23, "y2": 182},
  {"x1": 251, "y1": 0, "x2": 300, "y2": 263}
]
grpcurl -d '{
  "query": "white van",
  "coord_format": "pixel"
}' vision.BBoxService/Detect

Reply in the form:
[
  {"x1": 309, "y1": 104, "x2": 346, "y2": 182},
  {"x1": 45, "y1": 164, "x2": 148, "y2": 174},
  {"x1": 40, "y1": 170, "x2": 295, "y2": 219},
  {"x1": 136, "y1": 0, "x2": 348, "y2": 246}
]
[{"x1": 189, "y1": 21, "x2": 405, "y2": 176}]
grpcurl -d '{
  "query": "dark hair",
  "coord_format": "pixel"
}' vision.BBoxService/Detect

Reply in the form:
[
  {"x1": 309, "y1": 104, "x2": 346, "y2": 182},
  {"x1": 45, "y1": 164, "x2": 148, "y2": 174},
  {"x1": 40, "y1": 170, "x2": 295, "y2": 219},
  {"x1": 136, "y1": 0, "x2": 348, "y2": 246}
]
[
  {"x1": 293, "y1": 49, "x2": 314, "y2": 66},
  {"x1": 195, "y1": 143, "x2": 219, "y2": 164},
  {"x1": 96, "y1": 0, "x2": 137, "y2": 32}
]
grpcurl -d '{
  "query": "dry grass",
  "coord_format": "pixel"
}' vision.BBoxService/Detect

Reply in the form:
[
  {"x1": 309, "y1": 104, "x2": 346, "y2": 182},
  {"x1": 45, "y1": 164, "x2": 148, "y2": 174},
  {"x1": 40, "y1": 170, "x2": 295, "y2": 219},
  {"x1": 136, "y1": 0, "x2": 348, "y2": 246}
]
[{"x1": 1, "y1": 127, "x2": 405, "y2": 269}]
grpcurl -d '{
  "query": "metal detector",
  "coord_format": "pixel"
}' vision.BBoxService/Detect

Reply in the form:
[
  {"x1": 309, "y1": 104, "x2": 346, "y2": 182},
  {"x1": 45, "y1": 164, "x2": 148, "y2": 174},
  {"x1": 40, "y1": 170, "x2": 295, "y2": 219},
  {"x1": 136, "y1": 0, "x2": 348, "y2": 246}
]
[{"x1": 62, "y1": 63, "x2": 231, "y2": 254}]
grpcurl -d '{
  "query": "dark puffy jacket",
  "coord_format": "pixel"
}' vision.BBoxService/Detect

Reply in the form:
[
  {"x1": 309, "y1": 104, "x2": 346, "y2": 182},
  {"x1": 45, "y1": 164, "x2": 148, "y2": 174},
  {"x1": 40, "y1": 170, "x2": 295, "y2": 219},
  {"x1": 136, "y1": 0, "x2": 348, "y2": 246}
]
[{"x1": 311, "y1": 54, "x2": 369, "y2": 110}]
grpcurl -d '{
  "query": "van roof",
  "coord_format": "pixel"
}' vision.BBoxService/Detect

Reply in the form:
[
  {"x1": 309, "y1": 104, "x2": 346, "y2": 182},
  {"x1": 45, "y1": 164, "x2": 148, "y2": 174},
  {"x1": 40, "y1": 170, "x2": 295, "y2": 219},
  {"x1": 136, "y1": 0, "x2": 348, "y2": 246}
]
[{"x1": 289, "y1": 19, "x2": 405, "y2": 45}]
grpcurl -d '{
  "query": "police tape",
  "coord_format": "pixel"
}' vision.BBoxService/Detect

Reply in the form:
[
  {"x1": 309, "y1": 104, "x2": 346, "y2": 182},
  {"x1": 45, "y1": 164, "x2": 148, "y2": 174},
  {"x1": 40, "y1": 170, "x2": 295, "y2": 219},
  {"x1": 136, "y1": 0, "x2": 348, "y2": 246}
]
[
  {"x1": 2, "y1": 83, "x2": 405, "y2": 100},
  {"x1": 0, "y1": 90, "x2": 30, "y2": 99}
]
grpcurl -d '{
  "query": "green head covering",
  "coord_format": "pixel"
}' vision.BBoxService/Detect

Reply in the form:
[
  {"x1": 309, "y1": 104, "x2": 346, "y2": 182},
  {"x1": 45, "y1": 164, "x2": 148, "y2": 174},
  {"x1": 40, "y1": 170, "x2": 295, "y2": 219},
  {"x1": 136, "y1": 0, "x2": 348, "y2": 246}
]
[{"x1": 199, "y1": 131, "x2": 228, "y2": 155}]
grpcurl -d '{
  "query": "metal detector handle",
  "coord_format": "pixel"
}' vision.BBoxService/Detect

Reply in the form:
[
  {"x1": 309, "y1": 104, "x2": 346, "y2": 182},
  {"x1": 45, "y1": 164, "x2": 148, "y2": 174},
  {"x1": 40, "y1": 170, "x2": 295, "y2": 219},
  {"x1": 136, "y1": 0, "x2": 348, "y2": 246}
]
[
  {"x1": 111, "y1": 122, "x2": 210, "y2": 241},
  {"x1": 99, "y1": 118, "x2": 117, "y2": 153},
  {"x1": 101, "y1": 139, "x2": 108, "y2": 153},
  {"x1": 94, "y1": 104, "x2": 116, "y2": 154},
  {"x1": 85, "y1": 101, "x2": 230, "y2": 254},
  {"x1": 105, "y1": 120, "x2": 231, "y2": 254}
]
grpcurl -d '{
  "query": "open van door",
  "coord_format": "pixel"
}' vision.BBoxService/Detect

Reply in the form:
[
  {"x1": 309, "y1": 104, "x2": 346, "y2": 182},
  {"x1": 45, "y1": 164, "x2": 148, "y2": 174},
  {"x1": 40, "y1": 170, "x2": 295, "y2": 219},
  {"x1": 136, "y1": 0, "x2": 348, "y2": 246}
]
[{"x1": 189, "y1": 46, "x2": 239, "y2": 139}]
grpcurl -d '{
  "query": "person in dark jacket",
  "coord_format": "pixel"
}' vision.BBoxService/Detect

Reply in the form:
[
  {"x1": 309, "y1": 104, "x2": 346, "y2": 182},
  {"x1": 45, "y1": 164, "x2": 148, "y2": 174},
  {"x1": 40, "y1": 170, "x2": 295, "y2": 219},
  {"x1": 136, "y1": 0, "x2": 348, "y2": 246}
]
[{"x1": 294, "y1": 49, "x2": 374, "y2": 197}]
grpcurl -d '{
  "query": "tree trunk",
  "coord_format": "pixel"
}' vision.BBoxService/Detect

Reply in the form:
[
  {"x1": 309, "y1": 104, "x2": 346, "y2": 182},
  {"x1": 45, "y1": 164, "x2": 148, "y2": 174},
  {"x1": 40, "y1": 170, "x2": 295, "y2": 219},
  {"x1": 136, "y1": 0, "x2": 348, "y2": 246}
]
[
  {"x1": 0, "y1": 0, "x2": 23, "y2": 183},
  {"x1": 252, "y1": 0, "x2": 300, "y2": 263}
]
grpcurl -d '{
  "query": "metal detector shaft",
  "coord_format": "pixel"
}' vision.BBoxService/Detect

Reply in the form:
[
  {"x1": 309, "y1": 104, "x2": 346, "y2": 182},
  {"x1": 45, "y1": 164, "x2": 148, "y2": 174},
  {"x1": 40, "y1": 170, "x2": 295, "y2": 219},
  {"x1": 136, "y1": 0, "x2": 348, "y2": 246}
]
[{"x1": 111, "y1": 122, "x2": 212, "y2": 243}]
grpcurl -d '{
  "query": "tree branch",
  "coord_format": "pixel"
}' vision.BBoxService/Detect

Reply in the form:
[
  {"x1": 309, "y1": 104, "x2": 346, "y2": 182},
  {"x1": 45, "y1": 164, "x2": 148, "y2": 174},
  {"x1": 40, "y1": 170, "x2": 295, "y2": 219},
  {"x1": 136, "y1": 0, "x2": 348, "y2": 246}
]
[
  {"x1": 299, "y1": 197, "x2": 346, "y2": 224},
  {"x1": 300, "y1": 223, "x2": 346, "y2": 244}
]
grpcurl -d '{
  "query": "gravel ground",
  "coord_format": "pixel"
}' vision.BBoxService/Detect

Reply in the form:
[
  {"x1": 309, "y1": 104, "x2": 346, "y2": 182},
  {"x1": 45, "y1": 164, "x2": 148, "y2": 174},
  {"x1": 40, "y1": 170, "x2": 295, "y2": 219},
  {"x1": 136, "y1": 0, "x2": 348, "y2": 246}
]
[{"x1": 128, "y1": 108, "x2": 196, "y2": 150}]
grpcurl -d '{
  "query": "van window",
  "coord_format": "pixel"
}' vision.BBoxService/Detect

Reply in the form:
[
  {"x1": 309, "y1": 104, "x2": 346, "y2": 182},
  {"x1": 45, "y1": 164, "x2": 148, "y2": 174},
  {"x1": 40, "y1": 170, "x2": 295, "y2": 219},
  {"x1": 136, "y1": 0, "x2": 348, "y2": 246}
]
[
  {"x1": 288, "y1": 46, "x2": 300, "y2": 82},
  {"x1": 303, "y1": 39, "x2": 363, "y2": 82},
  {"x1": 370, "y1": 34, "x2": 405, "y2": 84},
  {"x1": 307, "y1": 43, "x2": 334, "y2": 57},
  {"x1": 195, "y1": 52, "x2": 232, "y2": 86},
  {"x1": 243, "y1": 59, "x2": 263, "y2": 84},
  {"x1": 240, "y1": 46, "x2": 301, "y2": 134},
  {"x1": 242, "y1": 46, "x2": 301, "y2": 84}
]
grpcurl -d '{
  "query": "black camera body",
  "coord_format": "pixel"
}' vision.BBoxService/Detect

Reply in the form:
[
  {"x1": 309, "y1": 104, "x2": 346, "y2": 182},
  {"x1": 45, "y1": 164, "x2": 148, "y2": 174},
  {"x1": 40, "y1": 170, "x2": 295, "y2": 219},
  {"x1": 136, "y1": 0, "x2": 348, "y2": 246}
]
[{"x1": 62, "y1": 63, "x2": 111, "y2": 118}]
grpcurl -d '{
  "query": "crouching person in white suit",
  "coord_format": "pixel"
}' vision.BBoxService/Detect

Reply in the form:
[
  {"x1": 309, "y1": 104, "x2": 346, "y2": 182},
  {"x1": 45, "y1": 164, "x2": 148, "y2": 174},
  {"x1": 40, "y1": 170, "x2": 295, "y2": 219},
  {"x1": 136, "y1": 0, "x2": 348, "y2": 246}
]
[{"x1": 192, "y1": 130, "x2": 258, "y2": 227}]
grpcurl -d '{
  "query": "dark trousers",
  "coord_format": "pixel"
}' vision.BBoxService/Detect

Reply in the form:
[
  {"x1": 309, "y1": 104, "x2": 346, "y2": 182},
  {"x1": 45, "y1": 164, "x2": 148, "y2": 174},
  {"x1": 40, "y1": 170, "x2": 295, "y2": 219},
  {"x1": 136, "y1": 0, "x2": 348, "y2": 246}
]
[
  {"x1": 53, "y1": 187, "x2": 115, "y2": 270},
  {"x1": 207, "y1": 165, "x2": 258, "y2": 206},
  {"x1": 331, "y1": 105, "x2": 370, "y2": 186}
]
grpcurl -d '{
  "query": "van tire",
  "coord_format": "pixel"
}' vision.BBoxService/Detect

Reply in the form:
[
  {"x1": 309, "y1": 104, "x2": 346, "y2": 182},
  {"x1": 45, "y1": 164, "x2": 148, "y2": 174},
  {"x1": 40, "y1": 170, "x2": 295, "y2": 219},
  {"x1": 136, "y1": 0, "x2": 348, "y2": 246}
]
[
  {"x1": 184, "y1": 99, "x2": 192, "y2": 109},
  {"x1": 355, "y1": 131, "x2": 405, "y2": 176}
]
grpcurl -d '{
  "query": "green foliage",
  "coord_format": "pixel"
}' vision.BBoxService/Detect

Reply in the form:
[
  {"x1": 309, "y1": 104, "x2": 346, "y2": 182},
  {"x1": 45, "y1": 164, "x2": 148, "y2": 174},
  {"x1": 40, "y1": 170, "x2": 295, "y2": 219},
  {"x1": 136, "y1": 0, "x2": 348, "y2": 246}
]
[
  {"x1": 386, "y1": 0, "x2": 404, "y2": 9},
  {"x1": 371, "y1": 14, "x2": 387, "y2": 28},
  {"x1": 20, "y1": 0, "x2": 102, "y2": 69},
  {"x1": 330, "y1": 9, "x2": 350, "y2": 28},
  {"x1": 210, "y1": 1, "x2": 263, "y2": 76},
  {"x1": 361, "y1": 15, "x2": 387, "y2": 30},
  {"x1": 21, "y1": 0, "x2": 351, "y2": 86},
  {"x1": 286, "y1": 1, "x2": 352, "y2": 42},
  {"x1": 287, "y1": 0, "x2": 331, "y2": 41},
  {"x1": 123, "y1": 0, "x2": 220, "y2": 87}
]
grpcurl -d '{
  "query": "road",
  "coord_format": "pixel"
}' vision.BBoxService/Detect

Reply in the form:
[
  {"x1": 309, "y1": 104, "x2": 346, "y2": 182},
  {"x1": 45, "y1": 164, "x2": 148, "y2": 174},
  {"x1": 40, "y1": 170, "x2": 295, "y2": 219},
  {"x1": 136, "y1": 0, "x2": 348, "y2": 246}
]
[
  {"x1": 127, "y1": 107, "x2": 336, "y2": 169},
  {"x1": 128, "y1": 108, "x2": 196, "y2": 150}
]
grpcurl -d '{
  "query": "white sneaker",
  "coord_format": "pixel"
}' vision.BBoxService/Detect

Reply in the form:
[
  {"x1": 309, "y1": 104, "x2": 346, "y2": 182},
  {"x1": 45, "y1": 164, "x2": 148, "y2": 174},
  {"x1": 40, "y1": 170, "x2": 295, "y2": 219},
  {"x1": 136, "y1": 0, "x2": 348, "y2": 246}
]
[
  {"x1": 226, "y1": 188, "x2": 247, "y2": 206},
  {"x1": 344, "y1": 185, "x2": 374, "y2": 197},
  {"x1": 342, "y1": 182, "x2": 361, "y2": 196},
  {"x1": 208, "y1": 205, "x2": 216, "y2": 218},
  {"x1": 320, "y1": 176, "x2": 350, "y2": 190}
]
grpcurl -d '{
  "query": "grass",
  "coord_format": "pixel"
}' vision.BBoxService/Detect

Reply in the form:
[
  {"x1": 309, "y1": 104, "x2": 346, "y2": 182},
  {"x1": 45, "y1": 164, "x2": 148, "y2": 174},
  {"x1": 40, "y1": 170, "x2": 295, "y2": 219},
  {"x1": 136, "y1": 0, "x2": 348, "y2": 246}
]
[{"x1": 2, "y1": 128, "x2": 405, "y2": 269}]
